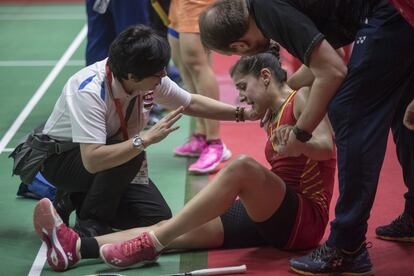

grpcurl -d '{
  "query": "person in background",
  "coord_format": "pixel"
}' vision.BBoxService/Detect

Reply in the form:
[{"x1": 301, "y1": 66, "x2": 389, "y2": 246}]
[{"x1": 168, "y1": 0, "x2": 231, "y2": 174}]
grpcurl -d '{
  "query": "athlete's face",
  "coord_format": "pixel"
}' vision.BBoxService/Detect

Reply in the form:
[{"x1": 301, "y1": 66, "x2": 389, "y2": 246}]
[{"x1": 232, "y1": 73, "x2": 270, "y2": 117}]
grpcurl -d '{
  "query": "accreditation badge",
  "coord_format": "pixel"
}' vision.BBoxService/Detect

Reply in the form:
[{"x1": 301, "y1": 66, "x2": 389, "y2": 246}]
[{"x1": 131, "y1": 153, "x2": 149, "y2": 185}]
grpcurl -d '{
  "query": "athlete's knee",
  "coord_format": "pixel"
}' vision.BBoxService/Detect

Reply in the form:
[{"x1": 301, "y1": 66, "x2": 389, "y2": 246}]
[
  {"x1": 224, "y1": 155, "x2": 262, "y2": 179},
  {"x1": 180, "y1": 49, "x2": 208, "y2": 73}
]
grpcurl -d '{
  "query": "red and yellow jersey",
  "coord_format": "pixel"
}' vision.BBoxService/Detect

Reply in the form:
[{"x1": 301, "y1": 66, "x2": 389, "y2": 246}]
[{"x1": 265, "y1": 90, "x2": 336, "y2": 249}]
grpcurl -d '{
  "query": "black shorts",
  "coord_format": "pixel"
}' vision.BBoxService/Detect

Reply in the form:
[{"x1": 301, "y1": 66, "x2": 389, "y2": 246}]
[{"x1": 220, "y1": 185, "x2": 298, "y2": 248}]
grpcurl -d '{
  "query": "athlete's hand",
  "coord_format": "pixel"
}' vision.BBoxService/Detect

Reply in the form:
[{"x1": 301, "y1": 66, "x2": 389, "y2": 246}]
[
  {"x1": 277, "y1": 130, "x2": 305, "y2": 157},
  {"x1": 260, "y1": 108, "x2": 272, "y2": 128},
  {"x1": 271, "y1": 125, "x2": 292, "y2": 147},
  {"x1": 404, "y1": 100, "x2": 414, "y2": 131},
  {"x1": 244, "y1": 108, "x2": 261, "y2": 121},
  {"x1": 142, "y1": 106, "x2": 183, "y2": 146}
]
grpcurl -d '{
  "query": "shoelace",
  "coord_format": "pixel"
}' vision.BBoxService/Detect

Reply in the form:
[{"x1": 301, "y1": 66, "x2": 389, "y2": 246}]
[
  {"x1": 123, "y1": 236, "x2": 145, "y2": 257},
  {"x1": 311, "y1": 242, "x2": 372, "y2": 262},
  {"x1": 311, "y1": 243, "x2": 332, "y2": 260}
]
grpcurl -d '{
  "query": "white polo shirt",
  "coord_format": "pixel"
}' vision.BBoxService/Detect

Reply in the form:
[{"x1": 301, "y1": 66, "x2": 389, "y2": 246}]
[{"x1": 43, "y1": 59, "x2": 191, "y2": 144}]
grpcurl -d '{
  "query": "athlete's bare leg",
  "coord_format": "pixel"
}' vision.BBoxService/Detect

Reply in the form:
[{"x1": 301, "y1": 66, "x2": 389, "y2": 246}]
[
  {"x1": 96, "y1": 155, "x2": 286, "y2": 249},
  {"x1": 168, "y1": 33, "x2": 206, "y2": 135},
  {"x1": 96, "y1": 218, "x2": 224, "y2": 249},
  {"x1": 153, "y1": 155, "x2": 286, "y2": 246},
  {"x1": 179, "y1": 32, "x2": 220, "y2": 140}
]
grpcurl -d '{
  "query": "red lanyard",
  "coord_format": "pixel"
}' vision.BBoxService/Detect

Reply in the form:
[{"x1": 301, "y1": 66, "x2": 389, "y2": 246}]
[{"x1": 105, "y1": 64, "x2": 129, "y2": 141}]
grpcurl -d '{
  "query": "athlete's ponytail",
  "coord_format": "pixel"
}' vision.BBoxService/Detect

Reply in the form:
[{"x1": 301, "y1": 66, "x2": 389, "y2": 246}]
[{"x1": 230, "y1": 42, "x2": 287, "y2": 86}]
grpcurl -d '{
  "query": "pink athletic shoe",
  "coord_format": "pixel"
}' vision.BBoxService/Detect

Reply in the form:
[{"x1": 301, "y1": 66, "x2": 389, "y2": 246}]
[
  {"x1": 188, "y1": 143, "x2": 232, "y2": 174},
  {"x1": 33, "y1": 198, "x2": 80, "y2": 272},
  {"x1": 174, "y1": 134, "x2": 207, "y2": 157},
  {"x1": 100, "y1": 232, "x2": 160, "y2": 269}
]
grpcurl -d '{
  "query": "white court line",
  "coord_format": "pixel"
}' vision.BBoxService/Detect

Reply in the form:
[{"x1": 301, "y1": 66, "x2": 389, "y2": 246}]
[
  {"x1": 0, "y1": 60, "x2": 84, "y2": 67},
  {"x1": 2, "y1": 148, "x2": 14, "y2": 153},
  {"x1": 28, "y1": 243, "x2": 47, "y2": 276},
  {"x1": 0, "y1": 24, "x2": 87, "y2": 154},
  {"x1": 0, "y1": 24, "x2": 86, "y2": 274},
  {"x1": 0, "y1": 14, "x2": 85, "y2": 20}
]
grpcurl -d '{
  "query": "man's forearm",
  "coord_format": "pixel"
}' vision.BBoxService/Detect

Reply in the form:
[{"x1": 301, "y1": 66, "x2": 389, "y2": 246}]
[
  {"x1": 295, "y1": 75, "x2": 343, "y2": 133},
  {"x1": 296, "y1": 40, "x2": 347, "y2": 134}
]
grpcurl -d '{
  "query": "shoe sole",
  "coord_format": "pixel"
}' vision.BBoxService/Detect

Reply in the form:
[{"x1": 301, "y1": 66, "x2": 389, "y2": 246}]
[
  {"x1": 99, "y1": 244, "x2": 159, "y2": 270},
  {"x1": 188, "y1": 148, "x2": 232, "y2": 174},
  {"x1": 33, "y1": 198, "x2": 68, "y2": 271},
  {"x1": 290, "y1": 266, "x2": 374, "y2": 276},
  {"x1": 174, "y1": 151, "x2": 201, "y2": 157},
  {"x1": 376, "y1": 234, "x2": 414, "y2": 243}
]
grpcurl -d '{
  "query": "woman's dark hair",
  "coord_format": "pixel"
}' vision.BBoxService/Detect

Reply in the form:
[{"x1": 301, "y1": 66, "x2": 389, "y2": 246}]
[
  {"x1": 230, "y1": 43, "x2": 287, "y2": 86},
  {"x1": 108, "y1": 25, "x2": 171, "y2": 80},
  {"x1": 199, "y1": 0, "x2": 249, "y2": 52}
]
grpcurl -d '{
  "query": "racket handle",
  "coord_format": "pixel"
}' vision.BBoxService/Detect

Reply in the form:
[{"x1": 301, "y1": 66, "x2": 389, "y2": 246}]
[{"x1": 191, "y1": 264, "x2": 247, "y2": 275}]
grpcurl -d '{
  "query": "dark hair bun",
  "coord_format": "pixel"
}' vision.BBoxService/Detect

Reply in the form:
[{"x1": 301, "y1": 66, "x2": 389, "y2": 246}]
[{"x1": 266, "y1": 41, "x2": 281, "y2": 62}]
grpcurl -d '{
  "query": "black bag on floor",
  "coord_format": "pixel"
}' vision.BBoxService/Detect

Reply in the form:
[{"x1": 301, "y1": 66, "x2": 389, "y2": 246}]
[{"x1": 9, "y1": 122, "x2": 78, "y2": 184}]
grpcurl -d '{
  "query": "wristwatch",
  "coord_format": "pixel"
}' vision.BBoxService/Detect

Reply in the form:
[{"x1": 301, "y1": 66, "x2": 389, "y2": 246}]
[
  {"x1": 292, "y1": 126, "x2": 312, "y2": 143},
  {"x1": 132, "y1": 135, "x2": 145, "y2": 150}
]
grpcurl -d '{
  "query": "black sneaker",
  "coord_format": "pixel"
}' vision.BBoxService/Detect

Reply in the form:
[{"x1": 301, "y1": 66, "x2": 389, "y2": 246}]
[
  {"x1": 74, "y1": 217, "x2": 114, "y2": 238},
  {"x1": 53, "y1": 191, "x2": 75, "y2": 226},
  {"x1": 290, "y1": 242, "x2": 374, "y2": 276},
  {"x1": 376, "y1": 212, "x2": 414, "y2": 242}
]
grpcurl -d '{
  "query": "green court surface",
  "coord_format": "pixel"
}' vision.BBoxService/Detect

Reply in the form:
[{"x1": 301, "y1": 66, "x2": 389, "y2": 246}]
[{"x1": 0, "y1": 4, "x2": 208, "y2": 275}]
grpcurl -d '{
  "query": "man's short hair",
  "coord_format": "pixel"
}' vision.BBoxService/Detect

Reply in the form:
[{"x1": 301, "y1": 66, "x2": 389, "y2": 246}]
[
  {"x1": 108, "y1": 25, "x2": 170, "y2": 80},
  {"x1": 199, "y1": 0, "x2": 249, "y2": 52}
]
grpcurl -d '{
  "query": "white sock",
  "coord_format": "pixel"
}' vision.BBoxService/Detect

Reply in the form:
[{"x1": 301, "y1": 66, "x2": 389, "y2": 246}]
[{"x1": 148, "y1": 231, "x2": 165, "y2": 252}]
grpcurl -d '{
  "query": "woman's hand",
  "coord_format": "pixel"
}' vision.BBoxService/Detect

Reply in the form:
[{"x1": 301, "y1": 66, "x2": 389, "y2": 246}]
[
  {"x1": 260, "y1": 109, "x2": 272, "y2": 128},
  {"x1": 271, "y1": 124, "x2": 292, "y2": 146},
  {"x1": 271, "y1": 125, "x2": 305, "y2": 156},
  {"x1": 244, "y1": 108, "x2": 261, "y2": 121},
  {"x1": 142, "y1": 106, "x2": 184, "y2": 146}
]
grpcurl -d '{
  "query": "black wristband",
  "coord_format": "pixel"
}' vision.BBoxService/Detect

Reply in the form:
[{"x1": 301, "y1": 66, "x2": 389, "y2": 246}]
[{"x1": 292, "y1": 126, "x2": 312, "y2": 142}]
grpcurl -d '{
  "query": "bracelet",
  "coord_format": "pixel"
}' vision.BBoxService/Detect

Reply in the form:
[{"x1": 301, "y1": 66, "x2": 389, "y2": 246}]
[
  {"x1": 235, "y1": 106, "x2": 245, "y2": 122},
  {"x1": 235, "y1": 106, "x2": 240, "y2": 122},
  {"x1": 240, "y1": 107, "x2": 245, "y2": 122}
]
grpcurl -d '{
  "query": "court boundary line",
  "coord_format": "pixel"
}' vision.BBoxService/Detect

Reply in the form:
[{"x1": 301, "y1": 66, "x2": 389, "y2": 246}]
[
  {"x1": 0, "y1": 14, "x2": 84, "y2": 20},
  {"x1": 0, "y1": 60, "x2": 84, "y2": 67},
  {"x1": 0, "y1": 24, "x2": 86, "y2": 155},
  {"x1": 29, "y1": 243, "x2": 47, "y2": 276}
]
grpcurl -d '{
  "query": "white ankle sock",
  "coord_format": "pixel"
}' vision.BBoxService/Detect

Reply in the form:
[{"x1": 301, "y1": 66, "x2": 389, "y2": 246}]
[{"x1": 148, "y1": 231, "x2": 165, "y2": 252}]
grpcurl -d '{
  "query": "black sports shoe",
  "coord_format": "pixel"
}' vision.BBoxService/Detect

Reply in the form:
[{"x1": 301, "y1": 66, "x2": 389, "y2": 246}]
[
  {"x1": 376, "y1": 212, "x2": 414, "y2": 242},
  {"x1": 74, "y1": 217, "x2": 114, "y2": 238},
  {"x1": 290, "y1": 242, "x2": 374, "y2": 276},
  {"x1": 53, "y1": 191, "x2": 75, "y2": 226}
]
